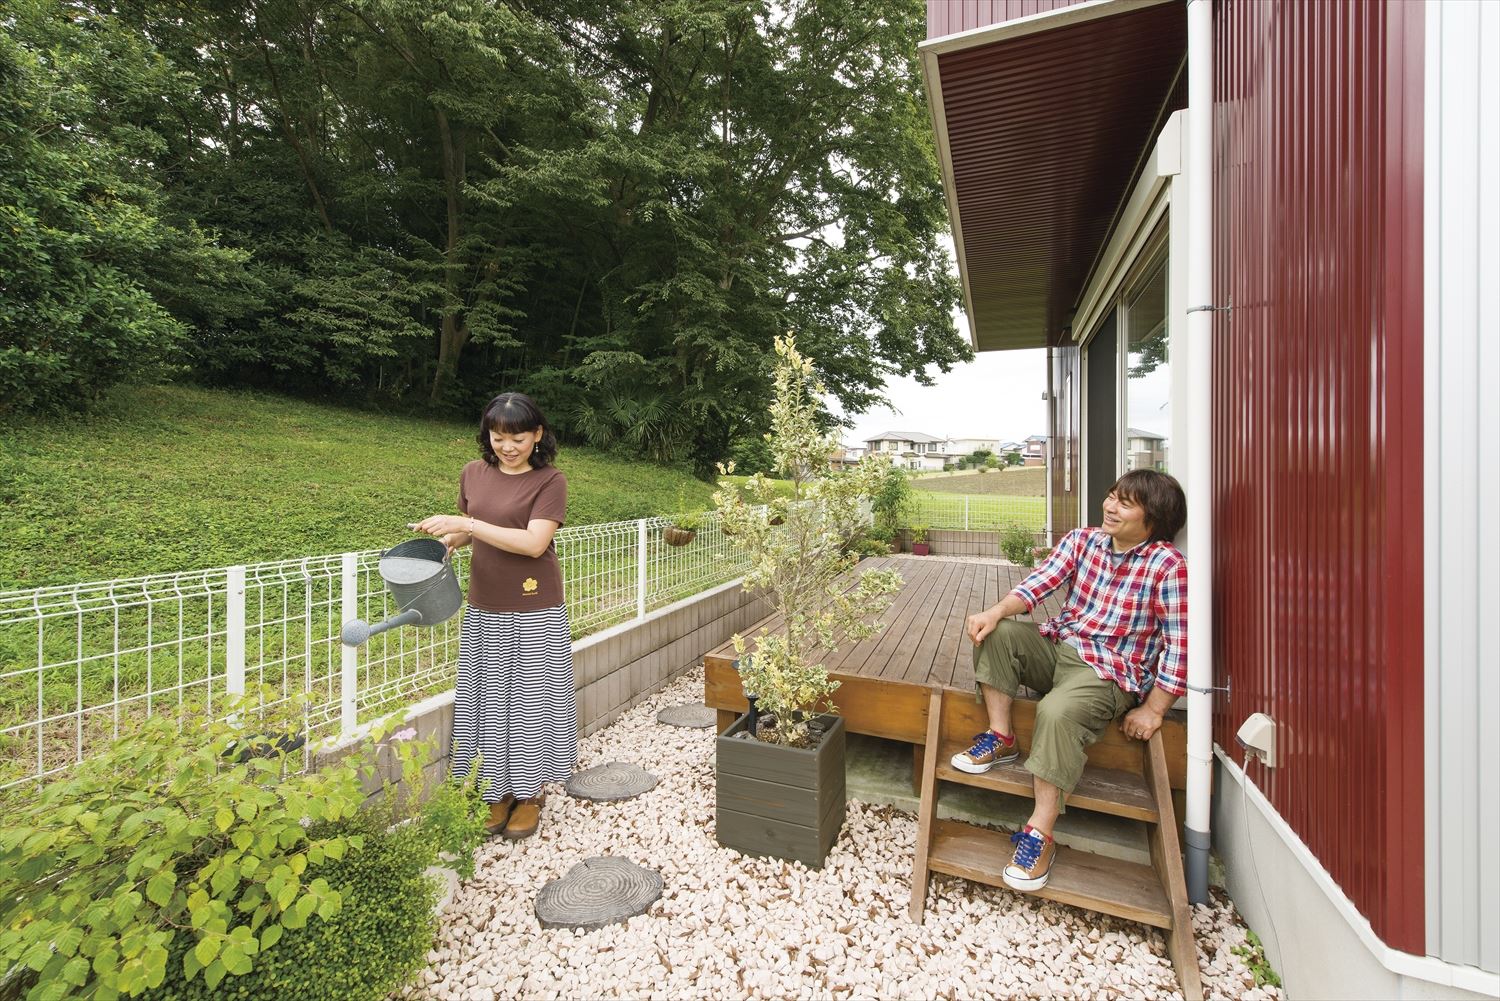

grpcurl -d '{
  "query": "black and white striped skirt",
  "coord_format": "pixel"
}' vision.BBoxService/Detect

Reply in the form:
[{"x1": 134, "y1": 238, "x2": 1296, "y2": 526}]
[{"x1": 450, "y1": 603, "x2": 577, "y2": 802}]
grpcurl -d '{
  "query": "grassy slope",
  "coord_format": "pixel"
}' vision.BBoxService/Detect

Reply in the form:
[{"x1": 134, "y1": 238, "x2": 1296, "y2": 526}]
[
  {"x1": 0, "y1": 386, "x2": 717, "y2": 589},
  {"x1": 911, "y1": 466, "x2": 1046, "y2": 496}
]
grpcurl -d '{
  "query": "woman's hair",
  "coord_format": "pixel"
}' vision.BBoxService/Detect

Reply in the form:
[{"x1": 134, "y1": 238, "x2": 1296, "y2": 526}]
[
  {"x1": 1108, "y1": 469, "x2": 1187, "y2": 543},
  {"x1": 476, "y1": 392, "x2": 558, "y2": 469}
]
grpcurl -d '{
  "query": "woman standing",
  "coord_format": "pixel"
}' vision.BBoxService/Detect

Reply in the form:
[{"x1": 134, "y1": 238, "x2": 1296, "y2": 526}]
[{"x1": 413, "y1": 392, "x2": 574, "y2": 840}]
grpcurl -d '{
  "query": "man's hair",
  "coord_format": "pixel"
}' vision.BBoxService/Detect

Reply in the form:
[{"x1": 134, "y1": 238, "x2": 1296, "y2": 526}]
[{"x1": 1108, "y1": 469, "x2": 1187, "y2": 543}]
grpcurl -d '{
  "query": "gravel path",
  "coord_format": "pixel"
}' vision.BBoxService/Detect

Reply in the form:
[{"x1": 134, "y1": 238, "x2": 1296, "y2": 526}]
[{"x1": 404, "y1": 669, "x2": 1283, "y2": 1000}]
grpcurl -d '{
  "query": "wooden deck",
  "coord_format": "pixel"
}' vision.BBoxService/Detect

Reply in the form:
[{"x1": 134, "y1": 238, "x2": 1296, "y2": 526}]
[{"x1": 703, "y1": 554, "x2": 1187, "y2": 789}]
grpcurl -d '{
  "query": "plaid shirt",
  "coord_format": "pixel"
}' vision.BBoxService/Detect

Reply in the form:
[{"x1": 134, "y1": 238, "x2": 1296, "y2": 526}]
[{"x1": 1009, "y1": 528, "x2": 1188, "y2": 698}]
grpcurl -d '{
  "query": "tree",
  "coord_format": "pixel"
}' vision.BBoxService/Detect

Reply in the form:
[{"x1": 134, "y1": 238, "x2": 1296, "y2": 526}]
[{"x1": 0, "y1": 0, "x2": 244, "y2": 414}]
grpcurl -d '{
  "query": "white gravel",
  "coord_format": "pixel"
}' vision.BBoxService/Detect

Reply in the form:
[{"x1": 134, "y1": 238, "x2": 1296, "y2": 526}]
[{"x1": 402, "y1": 668, "x2": 1283, "y2": 1001}]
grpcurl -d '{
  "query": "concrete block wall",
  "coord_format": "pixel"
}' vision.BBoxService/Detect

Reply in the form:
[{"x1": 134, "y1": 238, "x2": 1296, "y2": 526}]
[
  {"x1": 897, "y1": 529, "x2": 1005, "y2": 557},
  {"x1": 316, "y1": 578, "x2": 770, "y2": 801}
]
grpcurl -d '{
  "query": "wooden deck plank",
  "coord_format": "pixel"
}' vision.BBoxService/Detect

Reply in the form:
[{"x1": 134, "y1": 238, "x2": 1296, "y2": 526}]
[
  {"x1": 901, "y1": 562, "x2": 973, "y2": 685},
  {"x1": 852, "y1": 559, "x2": 950, "y2": 681},
  {"x1": 878, "y1": 560, "x2": 962, "y2": 680},
  {"x1": 877, "y1": 559, "x2": 957, "y2": 682},
  {"x1": 932, "y1": 564, "x2": 982, "y2": 689},
  {"x1": 822, "y1": 556, "x2": 923, "y2": 672}
]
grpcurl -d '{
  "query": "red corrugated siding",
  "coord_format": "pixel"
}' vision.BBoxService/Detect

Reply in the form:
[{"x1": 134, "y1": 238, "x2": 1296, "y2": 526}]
[
  {"x1": 1211, "y1": 0, "x2": 1425, "y2": 954},
  {"x1": 927, "y1": 0, "x2": 1087, "y2": 40}
]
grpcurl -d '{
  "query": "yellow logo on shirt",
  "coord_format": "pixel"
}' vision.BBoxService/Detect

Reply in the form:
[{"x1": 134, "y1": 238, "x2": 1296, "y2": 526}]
[{"x1": 522, "y1": 577, "x2": 538, "y2": 594}]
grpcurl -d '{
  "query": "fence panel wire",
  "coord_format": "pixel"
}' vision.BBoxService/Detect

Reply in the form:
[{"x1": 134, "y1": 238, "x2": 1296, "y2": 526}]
[
  {"x1": 0, "y1": 510, "x2": 751, "y2": 792},
  {"x1": 908, "y1": 491, "x2": 1048, "y2": 536}
]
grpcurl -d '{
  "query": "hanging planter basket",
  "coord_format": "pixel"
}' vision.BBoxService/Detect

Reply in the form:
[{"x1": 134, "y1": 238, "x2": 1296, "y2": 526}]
[{"x1": 663, "y1": 526, "x2": 697, "y2": 547}]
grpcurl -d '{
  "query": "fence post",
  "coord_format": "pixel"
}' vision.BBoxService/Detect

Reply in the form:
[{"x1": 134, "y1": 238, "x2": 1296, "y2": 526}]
[
  {"x1": 341, "y1": 553, "x2": 358, "y2": 736},
  {"x1": 636, "y1": 519, "x2": 649, "y2": 619},
  {"x1": 964, "y1": 496, "x2": 970, "y2": 531},
  {"x1": 226, "y1": 566, "x2": 246, "y2": 707}
]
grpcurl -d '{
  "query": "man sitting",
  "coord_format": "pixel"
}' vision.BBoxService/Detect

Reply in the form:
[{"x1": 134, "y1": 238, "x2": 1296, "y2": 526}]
[{"x1": 955, "y1": 469, "x2": 1187, "y2": 892}]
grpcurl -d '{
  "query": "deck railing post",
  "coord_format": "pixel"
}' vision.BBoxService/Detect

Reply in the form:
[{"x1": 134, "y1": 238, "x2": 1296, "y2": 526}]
[
  {"x1": 340, "y1": 553, "x2": 358, "y2": 736},
  {"x1": 636, "y1": 519, "x2": 648, "y2": 620},
  {"x1": 226, "y1": 565, "x2": 246, "y2": 708}
]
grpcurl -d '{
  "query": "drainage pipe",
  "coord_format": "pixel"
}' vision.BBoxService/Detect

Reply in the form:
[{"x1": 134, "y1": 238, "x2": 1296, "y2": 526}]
[{"x1": 1183, "y1": 0, "x2": 1216, "y2": 906}]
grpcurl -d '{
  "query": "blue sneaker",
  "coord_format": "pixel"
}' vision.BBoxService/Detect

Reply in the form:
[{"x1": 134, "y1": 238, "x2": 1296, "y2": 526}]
[
  {"x1": 1003, "y1": 825, "x2": 1055, "y2": 892},
  {"x1": 950, "y1": 730, "x2": 1018, "y2": 773}
]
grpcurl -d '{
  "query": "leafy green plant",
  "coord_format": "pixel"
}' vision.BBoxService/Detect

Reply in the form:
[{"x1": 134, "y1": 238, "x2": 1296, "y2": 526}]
[
  {"x1": 868, "y1": 462, "x2": 915, "y2": 536},
  {"x1": 144, "y1": 776, "x2": 484, "y2": 1001},
  {"x1": 0, "y1": 691, "x2": 473, "y2": 999},
  {"x1": 1000, "y1": 522, "x2": 1039, "y2": 567},
  {"x1": 1231, "y1": 930, "x2": 1283, "y2": 989},
  {"x1": 714, "y1": 336, "x2": 903, "y2": 747},
  {"x1": 910, "y1": 524, "x2": 929, "y2": 545}
]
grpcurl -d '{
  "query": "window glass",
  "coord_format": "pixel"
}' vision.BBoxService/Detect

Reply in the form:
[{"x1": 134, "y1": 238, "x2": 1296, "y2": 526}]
[{"x1": 1125, "y1": 261, "x2": 1169, "y2": 473}]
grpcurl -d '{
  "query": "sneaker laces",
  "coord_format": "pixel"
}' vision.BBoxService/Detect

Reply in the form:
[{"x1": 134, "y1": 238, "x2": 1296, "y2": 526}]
[
  {"x1": 966, "y1": 731, "x2": 999, "y2": 756},
  {"x1": 1010, "y1": 828, "x2": 1044, "y2": 869}
]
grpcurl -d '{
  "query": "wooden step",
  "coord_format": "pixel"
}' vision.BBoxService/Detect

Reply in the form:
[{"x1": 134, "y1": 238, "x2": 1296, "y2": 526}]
[
  {"x1": 935, "y1": 740, "x2": 1159, "y2": 822},
  {"x1": 925, "y1": 818, "x2": 1172, "y2": 929}
]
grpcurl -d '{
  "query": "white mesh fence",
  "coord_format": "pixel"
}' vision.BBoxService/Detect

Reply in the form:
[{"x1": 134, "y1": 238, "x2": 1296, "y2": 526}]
[
  {"x1": 908, "y1": 492, "x2": 1048, "y2": 537},
  {"x1": 0, "y1": 510, "x2": 749, "y2": 793}
]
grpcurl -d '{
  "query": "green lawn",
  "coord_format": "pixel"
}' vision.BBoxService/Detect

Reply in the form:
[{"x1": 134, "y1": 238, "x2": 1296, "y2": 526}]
[{"x1": 0, "y1": 385, "x2": 718, "y2": 590}]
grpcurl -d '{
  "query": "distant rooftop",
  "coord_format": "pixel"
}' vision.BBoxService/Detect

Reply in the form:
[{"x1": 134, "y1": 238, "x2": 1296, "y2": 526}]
[
  {"x1": 866, "y1": 430, "x2": 944, "y2": 443},
  {"x1": 1127, "y1": 427, "x2": 1167, "y2": 440}
]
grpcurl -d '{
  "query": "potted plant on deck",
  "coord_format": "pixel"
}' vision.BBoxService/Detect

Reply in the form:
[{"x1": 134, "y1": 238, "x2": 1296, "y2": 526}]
[
  {"x1": 910, "y1": 524, "x2": 931, "y2": 556},
  {"x1": 711, "y1": 336, "x2": 903, "y2": 868}
]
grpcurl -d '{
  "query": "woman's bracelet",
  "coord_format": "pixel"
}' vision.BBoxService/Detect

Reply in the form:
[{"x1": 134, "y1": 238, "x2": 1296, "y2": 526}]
[{"x1": 469, "y1": 516, "x2": 476, "y2": 537}]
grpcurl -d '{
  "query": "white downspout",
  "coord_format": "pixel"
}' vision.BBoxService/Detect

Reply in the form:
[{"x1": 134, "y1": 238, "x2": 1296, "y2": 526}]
[{"x1": 1184, "y1": 0, "x2": 1215, "y2": 906}]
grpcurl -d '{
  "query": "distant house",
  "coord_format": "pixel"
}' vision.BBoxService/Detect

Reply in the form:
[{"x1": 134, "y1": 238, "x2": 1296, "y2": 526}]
[
  {"x1": 1125, "y1": 427, "x2": 1167, "y2": 471},
  {"x1": 944, "y1": 436, "x2": 999, "y2": 458},
  {"x1": 1021, "y1": 434, "x2": 1047, "y2": 466},
  {"x1": 863, "y1": 431, "x2": 949, "y2": 471},
  {"x1": 830, "y1": 445, "x2": 866, "y2": 471}
]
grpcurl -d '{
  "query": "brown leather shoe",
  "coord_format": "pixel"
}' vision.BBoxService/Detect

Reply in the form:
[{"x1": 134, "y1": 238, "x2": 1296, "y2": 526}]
[
  {"x1": 484, "y1": 795, "x2": 516, "y2": 837},
  {"x1": 502, "y1": 795, "x2": 543, "y2": 840}
]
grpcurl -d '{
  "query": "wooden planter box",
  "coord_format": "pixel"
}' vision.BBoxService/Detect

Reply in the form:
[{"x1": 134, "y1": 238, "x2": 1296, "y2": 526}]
[{"x1": 715, "y1": 713, "x2": 846, "y2": 869}]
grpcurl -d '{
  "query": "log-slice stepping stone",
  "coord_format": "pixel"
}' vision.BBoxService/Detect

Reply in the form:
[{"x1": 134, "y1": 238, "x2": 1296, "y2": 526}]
[
  {"x1": 565, "y1": 761, "x2": 659, "y2": 801},
  {"x1": 655, "y1": 703, "x2": 716, "y2": 729},
  {"x1": 534, "y1": 857, "x2": 663, "y2": 931}
]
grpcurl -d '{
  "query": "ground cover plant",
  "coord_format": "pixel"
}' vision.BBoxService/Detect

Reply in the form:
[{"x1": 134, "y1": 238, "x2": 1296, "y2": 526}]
[{"x1": 0, "y1": 385, "x2": 719, "y2": 589}]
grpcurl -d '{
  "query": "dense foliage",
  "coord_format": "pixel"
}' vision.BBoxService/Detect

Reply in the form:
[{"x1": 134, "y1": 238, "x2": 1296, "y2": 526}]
[
  {"x1": 144, "y1": 784, "x2": 483, "y2": 1001},
  {"x1": 1, "y1": 0, "x2": 969, "y2": 471},
  {"x1": 0, "y1": 695, "x2": 484, "y2": 999}
]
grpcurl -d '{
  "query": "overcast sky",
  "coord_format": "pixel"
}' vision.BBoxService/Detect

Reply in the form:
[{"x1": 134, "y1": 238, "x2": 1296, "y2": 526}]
[{"x1": 830, "y1": 343, "x2": 1049, "y2": 449}]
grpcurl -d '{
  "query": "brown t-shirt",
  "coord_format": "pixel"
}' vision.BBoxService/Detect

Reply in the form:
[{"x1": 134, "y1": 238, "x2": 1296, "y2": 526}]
[{"x1": 458, "y1": 461, "x2": 567, "y2": 612}]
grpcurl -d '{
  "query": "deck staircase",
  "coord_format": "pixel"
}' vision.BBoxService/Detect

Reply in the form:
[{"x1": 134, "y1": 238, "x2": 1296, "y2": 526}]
[{"x1": 909, "y1": 686, "x2": 1203, "y2": 1001}]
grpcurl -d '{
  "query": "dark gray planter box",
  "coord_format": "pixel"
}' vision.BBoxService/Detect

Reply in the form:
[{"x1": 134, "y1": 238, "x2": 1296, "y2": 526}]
[{"x1": 714, "y1": 713, "x2": 846, "y2": 869}]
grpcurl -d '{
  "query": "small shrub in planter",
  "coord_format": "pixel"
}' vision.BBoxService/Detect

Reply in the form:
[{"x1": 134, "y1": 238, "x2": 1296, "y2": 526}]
[
  {"x1": 910, "y1": 524, "x2": 930, "y2": 556},
  {"x1": 711, "y1": 336, "x2": 903, "y2": 866}
]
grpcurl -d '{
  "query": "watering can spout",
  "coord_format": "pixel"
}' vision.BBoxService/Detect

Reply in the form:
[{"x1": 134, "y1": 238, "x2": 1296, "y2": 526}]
[{"x1": 341, "y1": 607, "x2": 423, "y2": 646}]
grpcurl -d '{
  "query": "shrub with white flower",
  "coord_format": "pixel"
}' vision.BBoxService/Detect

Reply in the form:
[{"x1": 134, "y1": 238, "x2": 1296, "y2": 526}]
[{"x1": 714, "y1": 335, "x2": 903, "y2": 747}]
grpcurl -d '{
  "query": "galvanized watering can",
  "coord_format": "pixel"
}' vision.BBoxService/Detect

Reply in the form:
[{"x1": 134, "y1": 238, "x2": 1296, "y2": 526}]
[{"x1": 340, "y1": 537, "x2": 463, "y2": 646}]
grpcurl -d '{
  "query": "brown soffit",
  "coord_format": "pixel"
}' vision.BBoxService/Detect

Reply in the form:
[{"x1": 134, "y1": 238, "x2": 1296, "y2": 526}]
[{"x1": 921, "y1": 0, "x2": 1187, "y2": 352}]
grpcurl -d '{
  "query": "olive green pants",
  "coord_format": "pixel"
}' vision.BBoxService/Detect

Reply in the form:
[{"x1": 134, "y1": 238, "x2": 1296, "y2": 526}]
[{"x1": 973, "y1": 619, "x2": 1134, "y2": 795}]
